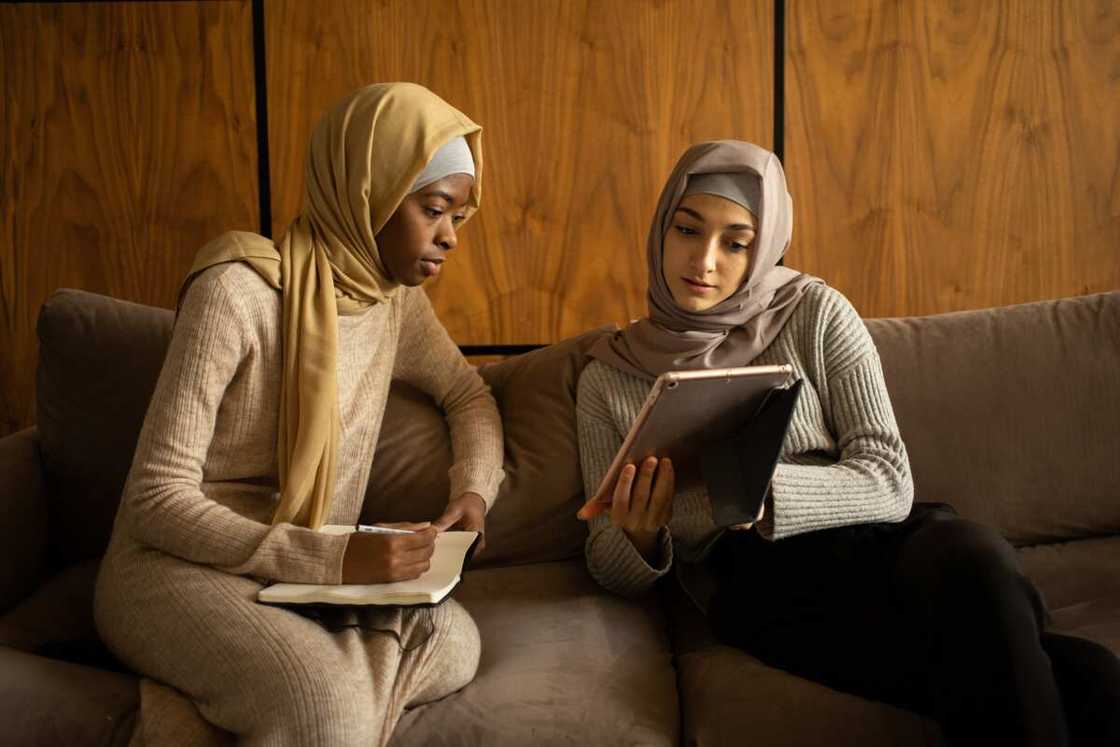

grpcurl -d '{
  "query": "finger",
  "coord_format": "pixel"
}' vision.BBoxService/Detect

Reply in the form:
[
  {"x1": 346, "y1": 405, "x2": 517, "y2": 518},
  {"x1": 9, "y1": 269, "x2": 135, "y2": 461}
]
[
  {"x1": 395, "y1": 526, "x2": 438, "y2": 549},
  {"x1": 393, "y1": 558, "x2": 431, "y2": 581},
  {"x1": 380, "y1": 521, "x2": 431, "y2": 531},
  {"x1": 650, "y1": 458, "x2": 675, "y2": 527},
  {"x1": 610, "y1": 464, "x2": 636, "y2": 527},
  {"x1": 432, "y1": 507, "x2": 462, "y2": 531},
  {"x1": 630, "y1": 457, "x2": 657, "y2": 519},
  {"x1": 399, "y1": 541, "x2": 436, "y2": 562}
]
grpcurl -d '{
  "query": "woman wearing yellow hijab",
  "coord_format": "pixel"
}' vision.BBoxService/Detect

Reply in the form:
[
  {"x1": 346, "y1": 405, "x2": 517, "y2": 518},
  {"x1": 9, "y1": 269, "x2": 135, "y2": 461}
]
[{"x1": 94, "y1": 83, "x2": 505, "y2": 745}]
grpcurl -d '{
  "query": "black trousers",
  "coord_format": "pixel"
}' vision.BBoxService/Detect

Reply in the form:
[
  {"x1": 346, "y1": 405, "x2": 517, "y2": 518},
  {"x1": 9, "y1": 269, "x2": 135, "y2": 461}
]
[{"x1": 707, "y1": 504, "x2": 1120, "y2": 746}]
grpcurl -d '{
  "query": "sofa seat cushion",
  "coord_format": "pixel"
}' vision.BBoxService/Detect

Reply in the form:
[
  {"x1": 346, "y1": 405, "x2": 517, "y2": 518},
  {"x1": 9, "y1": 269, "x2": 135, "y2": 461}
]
[
  {"x1": 1019, "y1": 535, "x2": 1120, "y2": 612},
  {"x1": 676, "y1": 647, "x2": 945, "y2": 747},
  {"x1": 389, "y1": 560, "x2": 679, "y2": 746},
  {"x1": 1047, "y1": 596, "x2": 1120, "y2": 653},
  {"x1": 0, "y1": 646, "x2": 138, "y2": 746}
]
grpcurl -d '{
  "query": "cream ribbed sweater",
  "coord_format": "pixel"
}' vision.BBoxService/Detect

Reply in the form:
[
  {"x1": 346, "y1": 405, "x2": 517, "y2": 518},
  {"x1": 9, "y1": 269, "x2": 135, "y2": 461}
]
[
  {"x1": 578, "y1": 284, "x2": 913, "y2": 600},
  {"x1": 94, "y1": 262, "x2": 504, "y2": 745}
]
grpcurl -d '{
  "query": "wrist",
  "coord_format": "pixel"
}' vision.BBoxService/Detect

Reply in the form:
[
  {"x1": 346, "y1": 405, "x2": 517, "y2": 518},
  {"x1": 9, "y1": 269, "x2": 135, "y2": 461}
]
[{"x1": 624, "y1": 528, "x2": 660, "y2": 565}]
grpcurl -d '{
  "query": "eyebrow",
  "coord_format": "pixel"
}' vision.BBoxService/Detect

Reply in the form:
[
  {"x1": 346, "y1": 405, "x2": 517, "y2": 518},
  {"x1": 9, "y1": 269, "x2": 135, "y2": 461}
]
[{"x1": 675, "y1": 206, "x2": 755, "y2": 231}]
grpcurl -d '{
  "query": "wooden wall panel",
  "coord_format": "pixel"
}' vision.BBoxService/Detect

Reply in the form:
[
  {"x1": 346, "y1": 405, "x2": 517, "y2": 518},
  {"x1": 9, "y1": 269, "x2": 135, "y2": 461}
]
[
  {"x1": 266, "y1": 0, "x2": 773, "y2": 344},
  {"x1": 785, "y1": 0, "x2": 1120, "y2": 319},
  {"x1": 0, "y1": 1, "x2": 259, "y2": 435}
]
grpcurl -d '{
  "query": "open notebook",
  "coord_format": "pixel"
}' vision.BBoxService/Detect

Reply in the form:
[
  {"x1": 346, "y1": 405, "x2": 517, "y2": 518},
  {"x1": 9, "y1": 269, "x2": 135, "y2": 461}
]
[{"x1": 258, "y1": 525, "x2": 479, "y2": 607}]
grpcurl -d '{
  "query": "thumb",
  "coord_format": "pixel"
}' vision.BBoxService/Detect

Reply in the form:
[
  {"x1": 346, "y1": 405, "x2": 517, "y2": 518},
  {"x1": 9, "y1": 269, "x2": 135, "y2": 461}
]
[{"x1": 433, "y1": 505, "x2": 461, "y2": 531}]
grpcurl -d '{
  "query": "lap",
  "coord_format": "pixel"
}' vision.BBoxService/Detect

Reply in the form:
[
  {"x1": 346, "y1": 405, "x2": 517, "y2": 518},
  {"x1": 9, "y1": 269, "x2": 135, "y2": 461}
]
[
  {"x1": 95, "y1": 541, "x2": 478, "y2": 735},
  {"x1": 707, "y1": 503, "x2": 1031, "y2": 709}
]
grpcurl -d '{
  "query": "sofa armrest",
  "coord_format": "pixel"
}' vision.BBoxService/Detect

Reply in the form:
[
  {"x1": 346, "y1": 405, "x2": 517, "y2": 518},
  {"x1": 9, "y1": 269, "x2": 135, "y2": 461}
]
[{"x1": 0, "y1": 428, "x2": 49, "y2": 612}]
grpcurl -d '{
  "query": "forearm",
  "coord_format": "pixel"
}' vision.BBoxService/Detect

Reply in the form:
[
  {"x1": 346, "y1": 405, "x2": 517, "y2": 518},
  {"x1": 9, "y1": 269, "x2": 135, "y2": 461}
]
[
  {"x1": 123, "y1": 476, "x2": 348, "y2": 583},
  {"x1": 445, "y1": 383, "x2": 505, "y2": 509},
  {"x1": 761, "y1": 359, "x2": 913, "y2": 540}
]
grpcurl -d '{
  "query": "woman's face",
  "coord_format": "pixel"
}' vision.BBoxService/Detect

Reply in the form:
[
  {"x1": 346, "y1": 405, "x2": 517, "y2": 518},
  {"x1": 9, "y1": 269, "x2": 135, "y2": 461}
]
[
  {"x1": 375, "y1": 173, "x2": 473, "y2": 286},
  {"x1": 662, "y1": 193, "x2": 756, "y2": 312}
]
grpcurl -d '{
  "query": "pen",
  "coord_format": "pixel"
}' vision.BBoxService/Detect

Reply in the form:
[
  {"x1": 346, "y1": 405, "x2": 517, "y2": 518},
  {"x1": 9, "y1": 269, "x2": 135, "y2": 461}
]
[{"x1": 356, "y1": 524, "x2": 415, "y2": 535}]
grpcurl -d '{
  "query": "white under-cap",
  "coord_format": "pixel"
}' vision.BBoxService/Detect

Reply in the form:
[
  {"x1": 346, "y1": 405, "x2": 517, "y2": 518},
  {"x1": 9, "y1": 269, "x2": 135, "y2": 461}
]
[{"x1": 409, "y1": 136, "x2": 475, "y2": 193}]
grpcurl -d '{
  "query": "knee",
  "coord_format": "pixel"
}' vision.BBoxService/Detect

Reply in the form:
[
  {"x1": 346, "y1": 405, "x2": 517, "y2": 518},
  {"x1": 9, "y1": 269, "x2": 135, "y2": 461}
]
[
  {"x1": 251, "y1": 657, "x2": 375, "y2": 746},
  {"x1": 407, "y1": 601, "x2": 481, "y2": 706},
  {"x1": 430, "y1": 601, "x2": 481, "y2": 692},
  {"x1": 900, "y1": 518, "x2": 1027, "y2": 604}
]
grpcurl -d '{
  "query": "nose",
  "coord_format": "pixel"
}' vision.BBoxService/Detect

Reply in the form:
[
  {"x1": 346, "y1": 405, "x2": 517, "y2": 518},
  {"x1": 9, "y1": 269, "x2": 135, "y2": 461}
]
[
  {"x1": 437, "y1": 220, "x2": 458, "y2": 252},
  {"x1": 690, "y1": 235, "x2": 719, "y2": 275}
]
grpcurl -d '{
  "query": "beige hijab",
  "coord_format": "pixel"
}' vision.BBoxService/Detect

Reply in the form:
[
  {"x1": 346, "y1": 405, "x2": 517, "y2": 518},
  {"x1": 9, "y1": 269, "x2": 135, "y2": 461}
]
[
  {"x1": 589, "y1": 140, "x2": 821, "y2": 379},
  {"x1": 179, "y1": 82, "x2": 482, "y2": 528}
]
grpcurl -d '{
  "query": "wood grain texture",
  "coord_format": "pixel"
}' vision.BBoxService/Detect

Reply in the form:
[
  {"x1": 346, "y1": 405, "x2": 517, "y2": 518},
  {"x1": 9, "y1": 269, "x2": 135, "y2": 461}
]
[
  {"x1": 785, "y1": 0, "x2": 1120, "y2": 318},
  {"x1": 266, "y1": 0, "x2": 773, "y2": 344},
  {"x1": 0, "y1": 1, "x2": 259, "y2": 435}
]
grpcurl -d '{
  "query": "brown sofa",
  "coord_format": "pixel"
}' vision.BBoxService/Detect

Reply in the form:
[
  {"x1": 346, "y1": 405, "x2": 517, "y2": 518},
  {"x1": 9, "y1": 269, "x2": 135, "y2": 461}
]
[{"x1": 1, "y1": 288, "x2": 1117, "y2": 746}]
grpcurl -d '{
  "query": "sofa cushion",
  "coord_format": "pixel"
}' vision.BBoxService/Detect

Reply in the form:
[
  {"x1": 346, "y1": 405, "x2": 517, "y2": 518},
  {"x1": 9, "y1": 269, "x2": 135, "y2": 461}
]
[
  {"x1": 0, "y1": 646, "x2": 138, "y2": 746},
  {"x1": 389, "y1": 560, "x2": 679, "y2": 746},
  {"x1": 675, "y1": 646, "x2": 945, "y2": 747},
  {"x1": 867, "y1": 292, "x2": 1120, "y2": 546},
  {"x1": 1018, "y1": 536, "x2": 1120, "y2": 612},
  {"x1": 0, "y1": 559, "x2": 127, "y2": 672},
  {"x1": 36, "y1": 290, "x2": 173, "y2": 567},
  {"x1": 662, "y1": 579, "x2": 945, "y2": 747},
  {"x1": 1047, "y1": 596, "x2": 1120, "y2": 653},
  {"x1": 364, "y1": 326, "x2": 615, "y2": 567}
]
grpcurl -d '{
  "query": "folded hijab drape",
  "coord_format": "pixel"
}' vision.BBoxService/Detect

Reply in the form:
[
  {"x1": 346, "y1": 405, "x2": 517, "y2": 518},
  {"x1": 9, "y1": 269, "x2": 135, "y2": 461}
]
[
  {"x1": 179, "y1": 82, "x2": 483, "y2": 528},
  {"x1": 589, "y1": 140, "x2": 822, "y2": 380}
]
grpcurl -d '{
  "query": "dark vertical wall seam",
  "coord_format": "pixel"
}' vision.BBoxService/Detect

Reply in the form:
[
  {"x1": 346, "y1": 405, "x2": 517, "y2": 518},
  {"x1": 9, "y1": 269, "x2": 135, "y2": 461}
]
[
  {"x1": 773, "y1": 0, "x2": 785, "y2": 163},
  {"x1": 251, "y1": 0, "x2": 272, "y2": 237}
]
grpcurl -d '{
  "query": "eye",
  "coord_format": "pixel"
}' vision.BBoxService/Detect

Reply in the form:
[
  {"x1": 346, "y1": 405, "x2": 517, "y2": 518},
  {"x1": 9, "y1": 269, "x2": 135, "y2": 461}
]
[
  {"x1": 452, "y1": 213, "x2": 466, "y2": 225},
  {"x1": 728, "y1": 240, "x2": 750, "y2": 252},
  {"x1": 424, "y1": 207, "x2": 444, "y2": 219},
  {"x1": 674, "y1": 224, "x2": 698, "y2": 236}
]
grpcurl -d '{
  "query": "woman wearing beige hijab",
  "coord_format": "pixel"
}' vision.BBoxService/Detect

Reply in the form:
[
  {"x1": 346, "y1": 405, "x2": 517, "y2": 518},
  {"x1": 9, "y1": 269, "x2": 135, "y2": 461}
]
[
  {"x1": 94, "y1": 83, "x2": 505, "y2": 745},
  {"x1": 577, "y1": 140, "x2": 1120, "y2": 745}
]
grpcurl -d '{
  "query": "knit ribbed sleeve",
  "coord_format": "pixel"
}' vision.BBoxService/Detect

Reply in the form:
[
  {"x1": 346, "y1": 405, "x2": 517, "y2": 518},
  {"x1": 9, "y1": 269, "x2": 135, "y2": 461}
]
[
  {"x1": 120, "y1": 267, "x2": 348, "y2": 585},
  {"x1": 393, "y1": 288, "x2": 505, "y2": 510}
]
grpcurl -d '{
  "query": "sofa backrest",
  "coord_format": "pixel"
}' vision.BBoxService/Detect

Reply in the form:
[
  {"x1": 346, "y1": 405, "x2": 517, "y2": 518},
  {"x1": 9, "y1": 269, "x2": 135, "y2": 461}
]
[
  {"x1": 363, "y1": 327, "x2": 613, "y2": 567},
  {"x1": 37, "y1": 287, "x2": 1118, "y2": 567},
  {"x1": 35, "y1": 288, "x2": 611, "y2": 568},
  {"x1": 36, "y1": 290, "x2": 173, "y2": 568},
  {"x1": 867, "y1": 291, "x2": 1120, "y2": 546}
]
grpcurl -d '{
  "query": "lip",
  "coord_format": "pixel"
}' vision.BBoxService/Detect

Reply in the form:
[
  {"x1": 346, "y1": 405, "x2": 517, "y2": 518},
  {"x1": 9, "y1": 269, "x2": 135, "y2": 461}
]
[
  {"x1": 681, "y1": 277, "x2": 717, "y2": 294},
  {"x1": 420, "y1": 258, "x2": 443, "y2": 278}
]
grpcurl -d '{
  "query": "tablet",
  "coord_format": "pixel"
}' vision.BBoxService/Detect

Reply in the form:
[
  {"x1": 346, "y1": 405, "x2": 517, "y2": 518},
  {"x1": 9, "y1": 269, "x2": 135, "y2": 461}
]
[{"x1": 591, "y1": 364, "x2": 795, "y2": 502}]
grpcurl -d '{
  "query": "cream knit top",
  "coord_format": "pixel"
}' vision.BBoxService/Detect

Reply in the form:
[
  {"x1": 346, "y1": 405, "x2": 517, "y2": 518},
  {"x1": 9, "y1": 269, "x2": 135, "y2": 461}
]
[
  {"x1": 106, "y1": 262, "x2": 505, "y2": 585},
  {"x1": 578, "y1": 284, "x2": 913, "y2": 600}
]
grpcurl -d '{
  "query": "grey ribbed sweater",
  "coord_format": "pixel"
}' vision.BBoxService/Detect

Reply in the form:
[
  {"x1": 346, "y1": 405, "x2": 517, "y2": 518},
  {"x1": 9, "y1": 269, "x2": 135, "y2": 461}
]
[{"x1": 578, "y1": 284, "x2": 914, "y2": 600}]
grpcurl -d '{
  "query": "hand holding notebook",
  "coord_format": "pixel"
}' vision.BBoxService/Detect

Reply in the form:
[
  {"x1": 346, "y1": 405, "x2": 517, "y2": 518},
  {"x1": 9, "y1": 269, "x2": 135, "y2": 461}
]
[{"x1": 258, "y1": 525, "x2": 479, "y2": 607}]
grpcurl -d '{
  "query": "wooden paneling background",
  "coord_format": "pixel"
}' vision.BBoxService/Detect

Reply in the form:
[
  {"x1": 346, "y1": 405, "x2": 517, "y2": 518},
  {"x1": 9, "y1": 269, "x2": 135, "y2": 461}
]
[
  {"x1": 786, "y1": 0, "x2": 1120, "y2": 318},
  {"x1": 2, "y1": 0, "x2": 1118, "y2": 436},
  {"x1": 0, "y1": 1, "x2": 259, "y2": 435},
  {"x1": 265, "y1": 0, "x2": 773, "y2": 344}
]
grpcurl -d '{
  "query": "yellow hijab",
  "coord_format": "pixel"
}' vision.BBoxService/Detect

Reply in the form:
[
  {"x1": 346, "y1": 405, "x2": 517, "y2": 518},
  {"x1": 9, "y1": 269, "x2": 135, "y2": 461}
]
[{"x1": 179, "y1": 82, "x2": 483, "y2": 528}]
